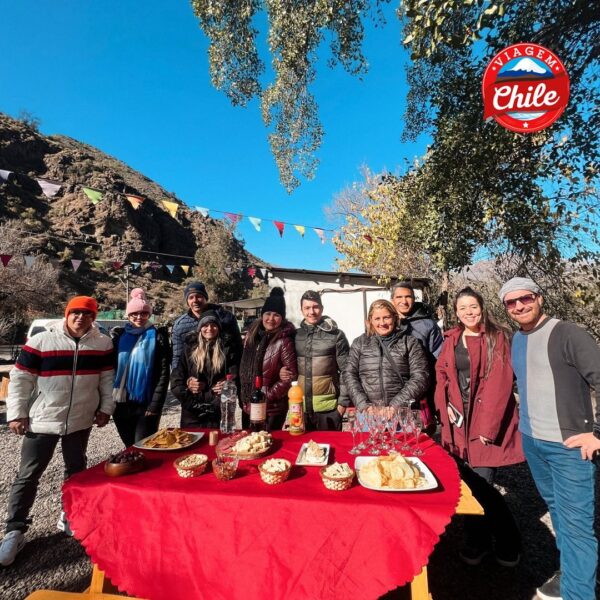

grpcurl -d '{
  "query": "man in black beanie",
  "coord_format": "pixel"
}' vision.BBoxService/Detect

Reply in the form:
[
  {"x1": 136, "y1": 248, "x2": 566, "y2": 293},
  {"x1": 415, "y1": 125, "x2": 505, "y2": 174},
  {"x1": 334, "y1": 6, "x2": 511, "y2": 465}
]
[{"x1": 171, "y1": 281, "x2": 242, "y2": 370}]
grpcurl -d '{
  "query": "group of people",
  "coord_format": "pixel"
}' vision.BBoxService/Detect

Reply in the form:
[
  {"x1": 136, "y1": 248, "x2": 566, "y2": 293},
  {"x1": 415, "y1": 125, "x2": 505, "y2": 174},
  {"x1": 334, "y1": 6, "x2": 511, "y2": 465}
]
[{"x1": 0, "y1": 277, "x2": 598, "y2": 600}]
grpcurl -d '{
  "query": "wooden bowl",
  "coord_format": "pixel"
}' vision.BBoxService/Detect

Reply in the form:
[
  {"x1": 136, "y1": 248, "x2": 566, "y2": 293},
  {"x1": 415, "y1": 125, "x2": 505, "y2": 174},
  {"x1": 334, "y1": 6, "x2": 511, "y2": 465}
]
[
  {"x1": 173, "y1": 454, "x2": 209, "y2": 478},
  {"x1": 320, "y1": 466, "x2": 354, "y2": 491},
  {"x1": 258, "y1": 459, "x2": 292, "y2": 485},
  {"x1": 104, "y1": 457, "x2": 146, "y2": 477}
]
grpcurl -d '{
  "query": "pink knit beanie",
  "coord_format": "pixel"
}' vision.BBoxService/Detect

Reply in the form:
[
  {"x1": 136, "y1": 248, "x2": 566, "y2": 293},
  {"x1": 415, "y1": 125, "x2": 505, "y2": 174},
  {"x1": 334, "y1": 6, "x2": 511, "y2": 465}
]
[{"x1": 126, "y1": 288, "x2": 152, "y2": 316}]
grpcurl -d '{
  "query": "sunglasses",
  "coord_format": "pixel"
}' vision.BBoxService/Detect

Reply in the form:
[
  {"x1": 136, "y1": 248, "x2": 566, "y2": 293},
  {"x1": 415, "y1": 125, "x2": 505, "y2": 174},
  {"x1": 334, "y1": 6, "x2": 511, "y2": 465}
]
[
  {"x1": 70, "y1": 310, "x2": 94, "y2": 317},
  {"x1": 503, "y1": 293, "x2": 537, "y2": 310},
  {"x1": 129, "y1": 312, "x2": 150, "y2": 318}
]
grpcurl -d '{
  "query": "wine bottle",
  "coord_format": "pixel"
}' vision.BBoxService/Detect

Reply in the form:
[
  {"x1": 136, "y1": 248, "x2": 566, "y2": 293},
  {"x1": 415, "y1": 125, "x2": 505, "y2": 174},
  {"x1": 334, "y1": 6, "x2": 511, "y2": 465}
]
[{"x1": 250, "y1": 375, "x2": 267, "y2": 432}]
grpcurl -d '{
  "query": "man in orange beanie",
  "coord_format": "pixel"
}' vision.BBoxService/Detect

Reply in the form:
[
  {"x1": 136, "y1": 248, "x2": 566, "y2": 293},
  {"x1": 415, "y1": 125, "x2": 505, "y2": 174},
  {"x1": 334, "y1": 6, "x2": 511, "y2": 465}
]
[{"x1": 0, "y1": 296, "x2": 114, "y2": 567}]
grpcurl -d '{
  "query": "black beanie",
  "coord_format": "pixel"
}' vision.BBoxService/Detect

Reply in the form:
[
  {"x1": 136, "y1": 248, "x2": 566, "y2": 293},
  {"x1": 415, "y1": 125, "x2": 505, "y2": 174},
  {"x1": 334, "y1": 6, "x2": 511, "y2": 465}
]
[
  {"x1": 197, "y1": 310, "x2": 221, "y2": 331},
  {"x1": 184, "y1": 281, "x2": 208, "y2": 301},
  {"x1": 262, "y1": 287, "x2": 286, "y2": 319}
]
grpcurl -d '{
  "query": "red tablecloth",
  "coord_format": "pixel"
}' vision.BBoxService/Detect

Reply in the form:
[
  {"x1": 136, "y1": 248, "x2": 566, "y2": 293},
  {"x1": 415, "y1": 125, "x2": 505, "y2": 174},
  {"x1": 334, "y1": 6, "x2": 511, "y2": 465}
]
[{"x1": 63, "y1": 431, "x2": 460, "y2": 600}]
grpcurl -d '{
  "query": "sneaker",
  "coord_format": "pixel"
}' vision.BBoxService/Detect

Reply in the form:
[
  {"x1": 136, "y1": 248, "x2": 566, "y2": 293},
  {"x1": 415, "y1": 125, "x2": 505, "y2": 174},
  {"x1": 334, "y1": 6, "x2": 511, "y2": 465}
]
[
  {"x1": 495, "y1": 547, "x2": 521, "y2": 567},
  {"x1": 0, "y1": 531, "x2": 25, "y2": 567},
  {"x1": 536, "y1": 570, "x2": 562, "y2": 600},
  {"x1": 458, "y1": 545, "x2": 491, "y2": 566},
  {"x1": 56, "y1": 511, "x2": 74, "y2": 537}
]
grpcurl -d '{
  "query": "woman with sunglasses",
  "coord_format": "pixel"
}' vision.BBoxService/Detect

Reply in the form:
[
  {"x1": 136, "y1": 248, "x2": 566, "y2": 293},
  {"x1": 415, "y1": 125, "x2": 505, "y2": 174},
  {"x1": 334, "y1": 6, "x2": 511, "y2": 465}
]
[
  {"x1": 111, "y1": 288, "x2": 171, "y2": 446},
  {"x1": 435, "y1": 286, "x2": 523, "y2": 567}
]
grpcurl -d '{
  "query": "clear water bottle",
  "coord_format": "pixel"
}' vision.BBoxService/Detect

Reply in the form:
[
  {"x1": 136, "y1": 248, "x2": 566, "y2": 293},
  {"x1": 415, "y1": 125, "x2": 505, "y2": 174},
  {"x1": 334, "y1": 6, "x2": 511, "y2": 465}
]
[{"x1": 220, "y1": 374, "x2": 237, "y2": 434}]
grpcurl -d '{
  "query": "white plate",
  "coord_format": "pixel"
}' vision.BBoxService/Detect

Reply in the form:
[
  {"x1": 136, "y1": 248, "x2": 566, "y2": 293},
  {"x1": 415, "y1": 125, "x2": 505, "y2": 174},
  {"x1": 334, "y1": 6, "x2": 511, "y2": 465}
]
[
  {"x1": 295, "y1": 443, "x2": 330, "y2": 466},
  {"x1": 354, "y1": 456, "x2": 438, "y2": 492},
  {"x1": 133, "y1": 431, "x2": 204, "y2": 451}
]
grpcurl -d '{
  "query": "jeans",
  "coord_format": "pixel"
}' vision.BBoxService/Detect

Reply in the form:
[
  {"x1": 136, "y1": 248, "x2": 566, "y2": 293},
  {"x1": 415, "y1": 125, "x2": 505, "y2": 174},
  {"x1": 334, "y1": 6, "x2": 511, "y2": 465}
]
[
  {"x1": 522, "y1": 433, "x2": 597, "y2": 600},
  {"x1": 455, "y1": 458, "x2": 521, "y2": 554},
  {"x1": 6, "y1": 428, "x2": 91, "y2": 533},
  {"x1": 113, "y1": 402, "x2": 161, "y2": 447}
]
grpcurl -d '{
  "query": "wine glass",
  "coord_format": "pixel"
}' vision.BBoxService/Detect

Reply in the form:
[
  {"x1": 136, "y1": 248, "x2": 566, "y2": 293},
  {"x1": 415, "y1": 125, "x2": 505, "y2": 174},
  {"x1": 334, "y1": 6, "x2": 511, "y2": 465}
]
[
  {"x1": 355, "y1": 409, "x2": 368, "y2": 451},
  {"x1": 366, "y1": 409, "x2": 381, "y2": 455},
  {"x1": 410, "y1": 409, "x2": 424, "y2": 456},
  {"x1": 347, "y1": 411, "x2": 361, "y2": 455},
  {"x1": 399, "y1": 406, "x2": 412, "y2": 452},
  {"x1": 386, "y1": 407, "x2": 400, "y2": 452}
]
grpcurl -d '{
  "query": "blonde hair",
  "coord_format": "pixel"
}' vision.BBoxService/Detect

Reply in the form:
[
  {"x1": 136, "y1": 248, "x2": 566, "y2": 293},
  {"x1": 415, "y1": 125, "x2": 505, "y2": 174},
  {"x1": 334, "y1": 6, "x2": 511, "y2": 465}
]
[
  {"x1": 366, "y1": 299, "x2": 399, "y2": 336},
  {"x1": 191, "y1": 333, "x2": 226, "y2": 376}
]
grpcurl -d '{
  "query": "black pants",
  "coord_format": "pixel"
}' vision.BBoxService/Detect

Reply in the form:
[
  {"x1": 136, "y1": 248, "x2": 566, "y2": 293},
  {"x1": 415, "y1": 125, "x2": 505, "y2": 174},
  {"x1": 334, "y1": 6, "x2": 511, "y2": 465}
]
[
  {"x1": 113, "y1": 402, "x2": 161, "y2": 447},
  {"x1": 305, "y1": 409, "x2": 342, "y2": 432},
  {"x1": 6, "y1": 428, "x2": 91, "y2": 533},
  {"x1": 456, "y1": 458, "x2": 521, "y2": 554}
]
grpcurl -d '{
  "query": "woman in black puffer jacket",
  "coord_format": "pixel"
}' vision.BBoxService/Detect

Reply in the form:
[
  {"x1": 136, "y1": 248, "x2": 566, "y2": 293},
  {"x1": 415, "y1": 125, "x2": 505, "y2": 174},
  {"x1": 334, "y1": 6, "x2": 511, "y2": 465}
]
[{"x1": 345, "y1": 299, "x2": 430, "y2": 410}]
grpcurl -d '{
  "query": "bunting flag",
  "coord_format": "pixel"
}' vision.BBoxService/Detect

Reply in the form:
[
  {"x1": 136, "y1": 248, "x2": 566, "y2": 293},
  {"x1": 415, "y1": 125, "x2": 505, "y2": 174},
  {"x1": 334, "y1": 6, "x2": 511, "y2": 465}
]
[
  {"x1": 293, "y1": 225, "x2": 305, "y2": 237},
  {"x1": 0, "y1": 255, "x2": 12, "y2": 267},
  {"x1": 83, "y1": 187, "x2": 103, "y2": 205},
  {"x1": 149, "y1": 262, "x2": 160, "y2": 271},
  {"x1": 259, "y1": 268, "x2": 267, "y2": 278},
  {"x1": 364, "y1": 234, "x2": 373, "y2": 244},
  {"x1": 181, "y1": 265, "x2": 190, "y2": 275},
  {"x1": 130, "y1": 262, "x2": 140, "y2": 271},
  {"x1": 313, "y1": 228, "x2": 326, "y2": 244},
  {"x1": 91, "y1": 260, "x2": 104, "y2": 269},
  {"x1": 112, "y1": 261, "x2": 124, "y2": 270},
  {"x1": 24, "y1": 256, "x2": 36, "y2": 268},
  {"x1": 71, "y1": 259, "x2": 82, "y2": 272},
  {"x1": 248, "y1": 216, "x2": 262, "y2": 232},
  {"x1": 273, "y1": 221, "x2": 285, "y2": 238},
  {"x1": 125, "y1": 194, "x2": 144, "y2": 209},
  {"x1": 167, "y1": 265, "x2": 175, "y2": 274},
  {"x1": 225, "y1": 212, "x2": 242, "y2": 225},
  {"x1": 224, "y1": 266, "x2": 232, "y2": 275},
  {"x1": 162, "y1": 200, "x2": 179, "y2": 218},
  {"x1": 0, "y1": 169, "x2": 14, "y2": 182},
  {"x1": 247, "y1": 267, "x2": 256, "y2": 277},
  {"x1": 36, "y1": 178, "x2": 62, "y2": 198},
  {"x1": 196, "y1": 207, "x2": 209, "y2": 217}
]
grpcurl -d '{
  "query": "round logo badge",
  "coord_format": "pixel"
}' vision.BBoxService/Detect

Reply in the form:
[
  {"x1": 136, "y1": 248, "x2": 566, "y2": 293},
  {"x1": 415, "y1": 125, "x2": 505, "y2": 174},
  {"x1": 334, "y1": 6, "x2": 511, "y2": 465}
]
[{"x1": 482, "y1": 43, "x2": 569, "y2": 133}]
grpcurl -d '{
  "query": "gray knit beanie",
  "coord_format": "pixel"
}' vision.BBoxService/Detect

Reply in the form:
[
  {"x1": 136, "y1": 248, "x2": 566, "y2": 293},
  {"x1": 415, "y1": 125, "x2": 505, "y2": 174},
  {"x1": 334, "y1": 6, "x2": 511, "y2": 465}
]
[{"x1": 498, "y1": 277, "x2": 541, "y2": 302}]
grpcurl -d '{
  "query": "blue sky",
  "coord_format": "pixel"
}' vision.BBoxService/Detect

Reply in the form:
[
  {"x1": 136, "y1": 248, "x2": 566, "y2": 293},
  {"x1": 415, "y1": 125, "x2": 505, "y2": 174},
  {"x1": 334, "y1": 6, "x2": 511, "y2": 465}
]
[{"x1": 1, "y1": 1, "x2": 428, "y2": 271}]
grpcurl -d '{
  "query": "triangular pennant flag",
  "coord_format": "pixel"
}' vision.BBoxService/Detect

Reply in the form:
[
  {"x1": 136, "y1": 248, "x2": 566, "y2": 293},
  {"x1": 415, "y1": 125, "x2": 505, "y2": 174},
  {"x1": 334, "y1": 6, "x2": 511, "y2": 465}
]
[
  {"x1": 24, "y1": 256, "x2": 35, "y2": 268},
  {"x1": 167, "y1": 265, "x2": 175, "y2": 274},
  {"x1": 125, "y1": 194, "x2": 144, "y2": 209},
  {"x1": 0, "y1": 255, "x2": 12, "y2": 267},
  {"x1": 181, "y1": 265, "x2": 190, "y2": 275},
  {"x1": 225, "y1": 267, "x2": 232, "y2": 275},
  {"x1": 150, "y1": 262, "x2": 161, "y2": 271},
  {"x1": 293, "y1": 225, "x2": 305, "y2": 237},
  {"x1": 130, "y1": 262, "x2": 140, "y2": 271},
  {"x1": 248, "y1": 267, "x2": 256, "y2": 277},
  {"x1": 36, "y1": 178, "x2": 62, "y2": 198},
  {"x1": 364, "y1": 234, "x2": 373, "y2": 244},
  {"x1": 71, "y1": 259, "x2": 82, "y2": 272},
  {"x1": 91, "y1": 260, "x2": 104, "y2": 269},
  {"x1": 273, "y1": 221, "x2": 285, "y2": 237},
  {"x1": 83, "y1": 187, "x2": 103, "y2": 204},
  {"x1": 112, "y1": 261, "x2": 124, "y2": 270},
  {"x1": 0, "y1": 169, "x2": 14, "y2": 182},
  {"x1": 313, "y1": 228, "x2": 326, "y2": 244},
  {"x1": 225, "y1": 212, "x2": 242, "y2": 225},
  {"x1": 259, "y1": 268, "x2": 267, "y2": 278},
  {"x1": 248, "y1": 216, "x2": 262, "y2": 232},
  {"x1": 196, "y1": 206, "x2": 209, "y2": 217},
  {"x1": 162, "y1": 200, "x2": 179, "y2": 218}
]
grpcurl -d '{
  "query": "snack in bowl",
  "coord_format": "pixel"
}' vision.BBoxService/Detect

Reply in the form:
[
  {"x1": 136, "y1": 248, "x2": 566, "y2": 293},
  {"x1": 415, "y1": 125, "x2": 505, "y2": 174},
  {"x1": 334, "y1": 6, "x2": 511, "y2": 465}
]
[
  {"x1": 212, "y1": 455, "x2": 239, "y2": 481},
  {"x1": 304, "y1": 440, "x2": 326, "y2": 464},
  {"x1": 173, "y1": 454, "x2": 209, "y2": 478},
  {"x1": 143, "y1": 428, "x2": 193, "y2": 449},
  {"x1": 320, "y1": 462, "x2": 354, "y2": 491},
  {"x1": 105, "y1": 450, "x2": 146, "y2": 477},
  {"x1": 258, "y1": 458, "x2": 292, "y2": 485},
  {"x1": 358, "y1": 454, "x2": 425, "y2": 490}
]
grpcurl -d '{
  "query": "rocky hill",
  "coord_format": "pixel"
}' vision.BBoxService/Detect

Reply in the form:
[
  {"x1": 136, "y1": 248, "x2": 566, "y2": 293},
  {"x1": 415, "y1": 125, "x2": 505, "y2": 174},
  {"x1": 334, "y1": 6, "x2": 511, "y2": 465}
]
[{"x1": 0, "y1": 113, "x2": 266, "y2": 324}]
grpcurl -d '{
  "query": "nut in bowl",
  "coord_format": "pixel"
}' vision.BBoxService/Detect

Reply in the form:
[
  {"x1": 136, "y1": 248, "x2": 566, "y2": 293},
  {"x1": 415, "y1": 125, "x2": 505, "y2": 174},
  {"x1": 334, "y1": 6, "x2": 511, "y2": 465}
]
[
  {"x1": 320, "y1": 462, "x2": 355, "y2": 491},
  {"x1": 258, "y1": 458, "x2": 292, "y2": 485},
  {"x1": 105, "y1": 450, "x2": 146, "y2": 477},
  {"x1": 174, "y1": 454, "x2": 209, "y2": 478},
  {"x1": 212, "y1": 455, "x2": 239, "y2": 481}
]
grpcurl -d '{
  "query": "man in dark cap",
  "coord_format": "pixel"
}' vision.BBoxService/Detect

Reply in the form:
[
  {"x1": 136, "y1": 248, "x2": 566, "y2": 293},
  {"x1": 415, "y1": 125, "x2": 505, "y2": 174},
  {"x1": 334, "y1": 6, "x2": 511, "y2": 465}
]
[
  {"x1": 171, "y1": 281, "x2": 242, "y2": 370},
  {"x1": 501, "y1": 277, "x2": 600, "y2": 600}
]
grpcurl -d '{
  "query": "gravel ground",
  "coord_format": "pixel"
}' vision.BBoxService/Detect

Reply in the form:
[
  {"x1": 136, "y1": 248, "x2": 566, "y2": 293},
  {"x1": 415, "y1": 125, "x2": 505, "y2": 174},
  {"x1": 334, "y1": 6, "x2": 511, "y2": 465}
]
[{"x1": 0, "y1": 396, "x2": 598, "y2": 600}]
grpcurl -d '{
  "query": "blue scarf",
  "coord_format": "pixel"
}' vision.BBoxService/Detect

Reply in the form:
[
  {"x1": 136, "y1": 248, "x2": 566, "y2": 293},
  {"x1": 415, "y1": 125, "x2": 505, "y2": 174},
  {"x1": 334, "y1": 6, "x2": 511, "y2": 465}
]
[{"x1": 114, "y1": 323, "x2": 156, "y2": 404}]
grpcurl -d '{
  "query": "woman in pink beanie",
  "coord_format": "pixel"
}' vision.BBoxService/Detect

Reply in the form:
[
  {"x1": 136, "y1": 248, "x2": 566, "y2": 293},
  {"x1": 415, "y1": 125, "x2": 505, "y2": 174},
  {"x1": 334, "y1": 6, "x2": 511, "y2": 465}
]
[{"x1": 111, "y1": 289, "x2": 171, "y2": 446}]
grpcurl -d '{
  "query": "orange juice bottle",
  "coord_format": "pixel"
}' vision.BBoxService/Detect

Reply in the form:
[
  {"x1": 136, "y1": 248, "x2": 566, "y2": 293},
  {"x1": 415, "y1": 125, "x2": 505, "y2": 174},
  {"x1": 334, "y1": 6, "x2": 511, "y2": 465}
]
[{"x1": 288, "y1": 381, "x2": 305, "y2": 436}]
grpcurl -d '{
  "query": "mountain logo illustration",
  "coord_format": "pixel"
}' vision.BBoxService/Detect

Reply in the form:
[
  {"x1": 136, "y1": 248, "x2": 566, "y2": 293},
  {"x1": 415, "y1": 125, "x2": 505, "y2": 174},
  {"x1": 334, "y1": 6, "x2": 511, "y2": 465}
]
[{"x1": 482, "y1": 43, "x2": 569, "y2": 134}]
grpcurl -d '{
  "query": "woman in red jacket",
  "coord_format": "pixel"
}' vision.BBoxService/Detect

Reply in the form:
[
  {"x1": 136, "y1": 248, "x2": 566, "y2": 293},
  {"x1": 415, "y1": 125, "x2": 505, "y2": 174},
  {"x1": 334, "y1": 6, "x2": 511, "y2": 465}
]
[
  {"x1": 239, "y1": 288, "x2": 298, "y2": 430},
  {"x1": 435, "y1": 286, "x2": 523, "y2": 567}
]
